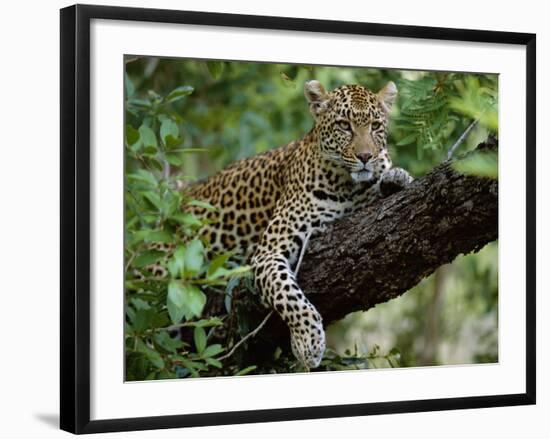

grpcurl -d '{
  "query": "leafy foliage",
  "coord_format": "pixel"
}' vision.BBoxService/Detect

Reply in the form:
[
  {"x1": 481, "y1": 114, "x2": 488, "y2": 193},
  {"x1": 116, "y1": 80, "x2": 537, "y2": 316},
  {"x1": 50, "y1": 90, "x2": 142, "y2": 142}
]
[
  {"x1": 391, "y1": 72, "x2": 498, "y2": 173},
  {"x1": 124, "y1": 70, "x2": 253, "y2": 381},
  {"x1": 453, "y1": 150, "x2": 498, "y2": 179}
]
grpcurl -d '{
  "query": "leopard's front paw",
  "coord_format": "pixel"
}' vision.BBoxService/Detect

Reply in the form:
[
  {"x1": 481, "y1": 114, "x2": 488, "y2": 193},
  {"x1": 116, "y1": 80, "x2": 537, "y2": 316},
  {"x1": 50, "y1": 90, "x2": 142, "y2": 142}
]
[
  {"x1": 290, "y1": 312, "x2": 326, "y2": 369},
  {"x1": 379, "y1": 167, "x2": 413, "y2": 197}
]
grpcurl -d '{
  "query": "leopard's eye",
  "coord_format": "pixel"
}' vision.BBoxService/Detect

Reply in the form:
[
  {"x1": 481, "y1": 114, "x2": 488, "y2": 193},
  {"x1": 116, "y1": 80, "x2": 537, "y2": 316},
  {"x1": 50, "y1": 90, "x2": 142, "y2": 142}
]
[
  {"x1": 337, "y1": 120, "x2": 352, "y2": 132},
  {"x1": 371, "y1": 121, "x2": 382, "y2": 131}
]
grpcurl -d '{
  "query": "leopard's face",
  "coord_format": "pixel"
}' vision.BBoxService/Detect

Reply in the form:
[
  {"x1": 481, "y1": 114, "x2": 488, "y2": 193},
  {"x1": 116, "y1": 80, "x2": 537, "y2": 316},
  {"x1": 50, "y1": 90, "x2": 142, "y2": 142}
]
[{"x1": 305, "y1": 81, "x2": 397, "y2": 183}]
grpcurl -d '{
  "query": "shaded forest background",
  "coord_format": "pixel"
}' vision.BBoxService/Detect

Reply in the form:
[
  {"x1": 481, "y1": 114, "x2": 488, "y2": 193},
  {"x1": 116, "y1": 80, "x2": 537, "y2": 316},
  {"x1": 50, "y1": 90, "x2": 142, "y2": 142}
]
[{"x1": 124, "y1": 57, "x2": 498, "y2": 379}]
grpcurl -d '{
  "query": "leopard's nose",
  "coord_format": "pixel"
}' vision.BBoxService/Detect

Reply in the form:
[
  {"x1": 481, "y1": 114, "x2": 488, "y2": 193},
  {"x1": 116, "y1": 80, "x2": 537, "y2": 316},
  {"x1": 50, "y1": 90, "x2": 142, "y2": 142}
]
[{"x1": 356, "y1": 152, "x2": 373, "y2": 164}]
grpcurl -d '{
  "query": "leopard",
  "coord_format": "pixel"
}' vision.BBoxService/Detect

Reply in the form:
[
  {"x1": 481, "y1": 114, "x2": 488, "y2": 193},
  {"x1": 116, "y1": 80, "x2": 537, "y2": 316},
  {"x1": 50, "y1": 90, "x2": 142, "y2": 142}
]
[{"x1": 148, "y1": 80, "x2": 413, "y2": 368}]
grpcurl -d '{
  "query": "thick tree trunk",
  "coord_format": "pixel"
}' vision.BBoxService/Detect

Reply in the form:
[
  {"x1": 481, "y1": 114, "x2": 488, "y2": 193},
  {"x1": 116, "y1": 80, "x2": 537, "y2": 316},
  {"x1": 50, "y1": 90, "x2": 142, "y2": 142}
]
[{"x1": 226, "y1": 138, "x2": 498, "y2": 360}]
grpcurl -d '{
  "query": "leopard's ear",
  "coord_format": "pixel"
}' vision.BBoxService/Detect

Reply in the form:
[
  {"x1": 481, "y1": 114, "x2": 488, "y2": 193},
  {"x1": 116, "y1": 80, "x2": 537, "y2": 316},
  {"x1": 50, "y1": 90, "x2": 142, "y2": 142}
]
[
  {"x1": 377, "y1": 81, "x2": 398, "y2": 113},
  {"x1": 304, "y1": 80, "x2": 329, "y2": 118}
]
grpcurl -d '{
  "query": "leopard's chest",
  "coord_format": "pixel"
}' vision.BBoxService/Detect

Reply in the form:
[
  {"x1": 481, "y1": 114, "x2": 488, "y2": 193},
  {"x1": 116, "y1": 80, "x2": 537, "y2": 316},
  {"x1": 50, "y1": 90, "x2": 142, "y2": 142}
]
[{"x1": 305, "y1": 172, "x2": 378, "y2": 223}]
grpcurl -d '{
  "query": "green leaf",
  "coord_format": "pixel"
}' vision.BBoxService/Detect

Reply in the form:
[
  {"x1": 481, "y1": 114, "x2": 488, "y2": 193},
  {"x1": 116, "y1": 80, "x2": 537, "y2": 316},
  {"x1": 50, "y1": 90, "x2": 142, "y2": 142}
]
[
  {"x1": 166, "y1": 246, "x2": 184, "y2": 278},
  {"x1": 202, "y1": 344, "x2": 223, "y2": 358},
  {"x1": 139, "y1": 124, "x2": 158, "y2": 153},
  {"x1": 166, "y1": 137, "x2": 182, "y2": 149},
  {"x1": 170, "y1": 213, "x2": 203, "y2": 228},
  {"x1": 187, "y1": 199, "x2": 218, "y2": 211},
  {"x1": 165, "y1": 153, "x2": 183, "y2": 166},
  {"x1": 126, "y1": 169, "x2": 157, "y2": 188},
  {"x1": 396, "y1": 132, "x2": 418, "y2": 146},
  {"x1": 205, "y1": 357, "x2": 223, "y2": 368},
  {"x1": 184, "y1": 317, "x2": 224, "y2": 328},
  {"x1": 130, "y1": 297, "x2": 151, "y2": 311},
  {"x1": 133, "y1": 250, "x2": 165, "y2": 268},
  {"x1": 168, "y1": 283, "x2": 184, "y2": 308},
  {"x1": 194, "y1": 327, "x2": 207, "y2": 354},
  {"x1": 184, "y1": 239, "x2": 204, "y2": 277},
  {"x1": 167, "y1": 281, "x2": 207, "y2": 324},
  {"x1": 160, "y1": 118, "x2": 179, "y2": 147},
  {"x1": 207, "y1": 253, "x2": 232, "y2": 278},
  {"x1": 148, "y1": 89, "x2": 162, "y2": 102},
  {"x1": 175, "y1": 357, "x2": 205, "y2": 377},
  {"x1": 125, "y1": 124, "x2": 140, "y2": 149},
  {"x1": 131, "y1": 308, "x2": 156, "y2": 332},
  {"x1": 208, "y1": 265, "x2": 251, "y2": 280},
  {"x1": 124, "y1": 73, "x2": 135, "y2": 97},
  {"x1": 183, "y1": 284, "x2": 207, "y2": 320},
  {"x1": 154, "y1": 331, "x2": 183, "y2": 353},
  {"x1": 136, "y1": 340, "x2": 165, "y2": 369},
  {"x1": 235, "y1": 365, "x2": 257, "y2": 376},
  {"x1": 144, "y1": 156, "x2": 163, "y2": 172},
  {"x1": 206, "y1": 61, "x2": 224, "y2": 79},
  {"x1": 143, "y1": 230, "x2": 172, "y2": 243},
  {"x1": 127, "y1": 98, "x2": 152, "y2": 110},
  {"x1": 142, "y1": 214, "x2": 159, "y2": 225},
  {"x1": 224, "y1": 281, "x2": 235, "y2": 313},
  {"x1": 165, "y1": 85, "x2": 194, "y2": 103},
  {"x1": 142, "y1": 191, "x2": 163, "y2": 211},
  {"x1": 167, "y1": 281, "x2": 186, "y2": 324}
]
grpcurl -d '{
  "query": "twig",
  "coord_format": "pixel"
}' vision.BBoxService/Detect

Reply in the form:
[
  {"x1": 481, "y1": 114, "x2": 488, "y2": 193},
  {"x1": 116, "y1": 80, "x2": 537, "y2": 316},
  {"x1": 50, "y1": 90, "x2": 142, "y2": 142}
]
[
  {"x1": 217, "y1": 311, "x2": 273, "y2": 361},
  {"x1": 295, "y1": 229, "x2": 313, "y2": 274},
  {"x1": 217, "y1": 229, "x2": 314, "y2": 362},
  {"x1": 447, "y1": 119, "x2": 479, "y2": 160},
  {"x1": 153, "y1": 319, "x2": 223, "y2": 333},
  {"x1": 158, "y1": 322, "x2": 189, "y2": 332},
  {"x1": 125, "y1": 250, "x2": 136, "y2": 273}
]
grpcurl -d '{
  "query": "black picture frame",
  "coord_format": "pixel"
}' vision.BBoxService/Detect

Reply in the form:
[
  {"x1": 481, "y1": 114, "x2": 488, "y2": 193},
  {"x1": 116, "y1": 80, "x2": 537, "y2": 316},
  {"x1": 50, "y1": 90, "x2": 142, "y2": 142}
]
[{"x1": 60, "y1": 4, "x2": 536, "y2": 434}]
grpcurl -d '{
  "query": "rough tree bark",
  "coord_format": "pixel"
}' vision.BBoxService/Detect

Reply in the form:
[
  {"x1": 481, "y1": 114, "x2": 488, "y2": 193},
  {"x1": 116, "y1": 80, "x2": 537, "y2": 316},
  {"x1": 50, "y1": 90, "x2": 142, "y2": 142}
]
[{"x1": 225, "y1": 138, "x2": 498, "y2": 353}]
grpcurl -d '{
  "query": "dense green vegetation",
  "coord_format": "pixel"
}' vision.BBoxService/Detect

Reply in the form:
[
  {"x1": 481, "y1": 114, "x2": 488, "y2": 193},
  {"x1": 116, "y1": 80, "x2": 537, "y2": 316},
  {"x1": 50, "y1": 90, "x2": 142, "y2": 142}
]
[{"x1": 124, "y1": 57, "x2": 498, "y2": 380}]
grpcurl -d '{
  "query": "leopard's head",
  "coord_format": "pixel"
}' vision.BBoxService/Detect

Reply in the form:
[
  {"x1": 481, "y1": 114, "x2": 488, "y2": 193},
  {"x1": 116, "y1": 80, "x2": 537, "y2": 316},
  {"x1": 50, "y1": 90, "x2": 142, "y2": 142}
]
[{"x1": 305, "y1": 80, "x2": 396, "y2": 183}]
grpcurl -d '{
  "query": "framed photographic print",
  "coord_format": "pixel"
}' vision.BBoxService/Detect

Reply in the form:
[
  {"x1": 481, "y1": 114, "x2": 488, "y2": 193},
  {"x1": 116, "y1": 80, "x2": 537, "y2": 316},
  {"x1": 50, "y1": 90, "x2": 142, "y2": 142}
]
[{"x1": 60, "y1": 4, "x2": 536, "y2": 434}]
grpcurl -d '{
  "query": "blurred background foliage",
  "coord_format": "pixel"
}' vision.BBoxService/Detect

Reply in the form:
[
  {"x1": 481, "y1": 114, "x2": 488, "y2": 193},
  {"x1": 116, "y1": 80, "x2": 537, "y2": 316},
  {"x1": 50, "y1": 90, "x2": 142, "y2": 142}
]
[{"x1": 125, "y1": 57, "x2": 498, "y2": 380}]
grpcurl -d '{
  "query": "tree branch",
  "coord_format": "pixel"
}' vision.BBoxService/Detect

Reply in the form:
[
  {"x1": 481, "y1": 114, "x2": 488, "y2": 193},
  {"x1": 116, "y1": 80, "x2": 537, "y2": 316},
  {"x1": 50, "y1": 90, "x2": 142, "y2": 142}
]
[
  {"x1": 298, "y1": 137, "x2": 498, "y2": 324},
  {"x1": 447, "y1": 118, "x2": 479, "y2": 159}
]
